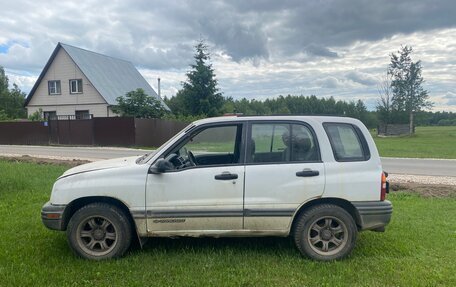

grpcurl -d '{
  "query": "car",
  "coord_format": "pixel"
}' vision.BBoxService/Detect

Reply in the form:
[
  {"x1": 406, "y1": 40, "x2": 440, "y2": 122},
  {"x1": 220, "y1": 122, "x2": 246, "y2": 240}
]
[{"x1": 41, "y1": 115, "x2": 392, "y2": 261}]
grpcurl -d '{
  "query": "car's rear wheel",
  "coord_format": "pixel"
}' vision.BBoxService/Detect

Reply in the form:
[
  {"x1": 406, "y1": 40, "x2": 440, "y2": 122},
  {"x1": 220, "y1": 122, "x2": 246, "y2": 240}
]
[
  {"x1": 67, "y1": 203, "x2": 132, "y2": 260},
  {"x1": 293, "y1": 204, "x2": 357, "y2": 261}
]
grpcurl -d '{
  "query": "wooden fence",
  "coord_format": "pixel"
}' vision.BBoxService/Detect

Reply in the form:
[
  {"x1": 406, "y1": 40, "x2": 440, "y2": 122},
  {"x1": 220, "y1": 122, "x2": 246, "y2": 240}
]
[{"x1": 0, "y1": 117, "x2": 188, "y2": 147}]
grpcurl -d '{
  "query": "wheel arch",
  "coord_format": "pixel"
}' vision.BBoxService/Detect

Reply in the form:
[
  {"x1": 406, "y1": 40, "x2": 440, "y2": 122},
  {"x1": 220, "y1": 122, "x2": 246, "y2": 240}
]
[
  {"x1": 289, "y1": 197, "x2": 361, "y2": 234},
  {"x1": 62, "y1": 196, "x2": 141, "y2": 246}
]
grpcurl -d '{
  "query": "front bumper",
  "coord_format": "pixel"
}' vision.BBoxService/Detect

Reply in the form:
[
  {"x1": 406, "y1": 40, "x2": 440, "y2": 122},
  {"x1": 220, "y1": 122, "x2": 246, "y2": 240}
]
[
  {"x1": 353, "y1": 200, "x2": 393, "y2": 231},
  {"x1": 41, "y1": 201, "x2": 66, "y2": 231}
]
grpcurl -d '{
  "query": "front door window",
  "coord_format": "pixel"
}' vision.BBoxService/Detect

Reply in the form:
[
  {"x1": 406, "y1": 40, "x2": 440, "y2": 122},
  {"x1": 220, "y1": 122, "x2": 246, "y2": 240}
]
[{"x1": 164, "y1": 124, "x2": 242, "y2": 170}]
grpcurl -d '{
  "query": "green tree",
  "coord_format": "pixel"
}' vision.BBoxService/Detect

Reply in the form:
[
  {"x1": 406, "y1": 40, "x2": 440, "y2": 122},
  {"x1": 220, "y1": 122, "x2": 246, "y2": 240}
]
[
  {"x1": 388, "y1": 46, "x2": 432, "y2": 134},
  {"x1": 6, "y1": 84, "x2": 27, "y2": 118},
  {"x1": 0, "y1": 66, "x2": 27, "y2": 119},
  {"x1": 171, "y1": 40, "x2": 223, "y2": 117},
  {"x1": 112, "y1": 88, "x2": 167, "y2": 118}
]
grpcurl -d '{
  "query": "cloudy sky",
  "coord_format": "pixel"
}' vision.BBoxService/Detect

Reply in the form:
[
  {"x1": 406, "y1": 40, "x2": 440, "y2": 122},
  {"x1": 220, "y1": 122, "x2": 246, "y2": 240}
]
[{"x1": 1, "y1": 0, "x2": 456, "y2": 111}]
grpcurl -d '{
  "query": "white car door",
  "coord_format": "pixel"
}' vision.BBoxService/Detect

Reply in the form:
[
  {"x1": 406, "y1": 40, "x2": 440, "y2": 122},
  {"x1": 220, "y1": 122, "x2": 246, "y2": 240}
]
[
  {"x1": 145, "y1": 123, "x2": 245, "y2": 236},
  {"x1": 244, "y1": 121, "x2": 325, "y2": 231}
]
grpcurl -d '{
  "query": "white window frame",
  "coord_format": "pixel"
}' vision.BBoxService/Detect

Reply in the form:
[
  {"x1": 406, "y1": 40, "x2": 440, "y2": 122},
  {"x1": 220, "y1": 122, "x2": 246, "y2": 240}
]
[
  {"x1": 48, "y1": 81, "x2": 61, "y2": 95},
  {"x1": 69, "y1": 79, "x2": 83, "y2": 94}
]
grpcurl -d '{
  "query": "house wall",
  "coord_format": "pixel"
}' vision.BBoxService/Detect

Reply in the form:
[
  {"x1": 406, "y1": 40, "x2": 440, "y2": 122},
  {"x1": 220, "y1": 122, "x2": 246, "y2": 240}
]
[
  {"x1": 107, "y1": 106, "x2": 119, "y2": 117},
  {"x1": 27, "y1": 104, "x2": 112, "y2": 118},
  {"x1": 26, "y1": 48, "x2": 113, "y2": 117}
]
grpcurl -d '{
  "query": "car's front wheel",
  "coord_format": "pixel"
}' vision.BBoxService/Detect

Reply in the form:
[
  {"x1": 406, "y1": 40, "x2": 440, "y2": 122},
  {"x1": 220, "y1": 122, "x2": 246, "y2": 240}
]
[
  {"x1": 293, "y1": 204, "x2": 357, "y2": 261},
  {"x1": 67, "y1": 203, "x2": 132, "y2": 260}
]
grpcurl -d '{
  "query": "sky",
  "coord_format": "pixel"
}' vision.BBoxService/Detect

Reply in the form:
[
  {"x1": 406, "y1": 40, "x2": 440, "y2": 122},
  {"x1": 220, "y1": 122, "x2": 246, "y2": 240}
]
[{"x1": 1, "y1": 0, "x2": 456, "y2": 111}]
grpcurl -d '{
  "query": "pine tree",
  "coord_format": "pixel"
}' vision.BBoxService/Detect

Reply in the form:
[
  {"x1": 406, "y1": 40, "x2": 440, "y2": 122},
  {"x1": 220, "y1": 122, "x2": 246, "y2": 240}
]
[{"x1": 171, "y1": 41, "x2": 223, "y2": 117}]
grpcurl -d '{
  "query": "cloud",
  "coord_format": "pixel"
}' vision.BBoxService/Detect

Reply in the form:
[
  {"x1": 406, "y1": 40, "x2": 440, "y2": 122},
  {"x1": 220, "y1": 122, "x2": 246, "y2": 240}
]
[
  {"x1": 1, "y1": 0, "x2": 456, "y2": 112},
  {"x1": 314, "y1": 77, "x2": 344, "y2": 89},
  {"x1": 275, "y1": 0, "x2": 456, "y2": 56},
  {"x1": 346, "y1": 71, "x2": 378, "y2": 86},
  {"x1": 305, "y1": 44, "x2": 338, "y2": 58},
  {"x1": 4, "y1": 70, "x2": 37, "y2": 91},
  {"x1": 444, "y1": 92, "x2": 456, "y2": 105},
  {"x1": 2, "y1": 0, "x2": 456, "y2": 71}
]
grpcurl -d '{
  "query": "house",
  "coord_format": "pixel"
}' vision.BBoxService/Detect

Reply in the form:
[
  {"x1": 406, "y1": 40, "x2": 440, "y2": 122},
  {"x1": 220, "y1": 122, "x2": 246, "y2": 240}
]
[{"x1": 25, "y1": 43, "x2": 168, "y2": 119}]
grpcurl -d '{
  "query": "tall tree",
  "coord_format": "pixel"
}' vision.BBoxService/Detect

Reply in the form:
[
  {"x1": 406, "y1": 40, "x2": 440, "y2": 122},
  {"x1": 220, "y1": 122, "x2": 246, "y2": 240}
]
[
  {"x1": 171, "y1": 40, "x2": 223, "y2": 117},
  {"x1": 388, "y1": 46, "x2": 432, "y2": 134}
]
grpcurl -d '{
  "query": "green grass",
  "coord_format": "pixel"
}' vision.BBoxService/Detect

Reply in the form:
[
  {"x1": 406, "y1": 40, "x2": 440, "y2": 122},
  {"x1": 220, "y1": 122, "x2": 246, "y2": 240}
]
[
  {"x1": 0, "y1": 160, "x2": 455, "y2": 286},
  {"x1": 373, "y1": 126, "x2": 456, "y2": 159}
]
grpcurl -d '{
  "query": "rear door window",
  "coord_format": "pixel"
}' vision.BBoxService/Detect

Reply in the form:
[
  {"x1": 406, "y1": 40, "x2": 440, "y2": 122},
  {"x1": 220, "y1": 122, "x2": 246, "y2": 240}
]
[
  {"x1": 248, "y1": 122, "x2": 320, "y2": 163},
  {"x1": 324, "y1": 123, "x2": 370, "y2": 161}
]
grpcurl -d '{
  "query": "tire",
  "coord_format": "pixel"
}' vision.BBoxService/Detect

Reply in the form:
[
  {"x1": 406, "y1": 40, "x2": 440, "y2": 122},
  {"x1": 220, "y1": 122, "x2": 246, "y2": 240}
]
[
  {"x1": 67, "y1": 203, "x2": 132, "y2": 260},
  {"x1": 293, "y1": 204, "x2": 357, "y2": 261}
]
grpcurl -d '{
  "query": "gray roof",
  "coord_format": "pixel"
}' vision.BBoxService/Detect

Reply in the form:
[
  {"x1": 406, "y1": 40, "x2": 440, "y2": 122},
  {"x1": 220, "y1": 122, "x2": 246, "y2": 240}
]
[{"x1": 26, "y1": 43, "x2": 169, "y2": 109}]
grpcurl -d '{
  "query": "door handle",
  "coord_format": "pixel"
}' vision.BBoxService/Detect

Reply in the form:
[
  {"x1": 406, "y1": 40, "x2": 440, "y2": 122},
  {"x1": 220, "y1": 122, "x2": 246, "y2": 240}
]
[
  {"x1": 296, "y1": 170, "x2": 319, "y2": 177},
  {"x1": 214, "y1": 172, "x2": 238, "y2": 180}
]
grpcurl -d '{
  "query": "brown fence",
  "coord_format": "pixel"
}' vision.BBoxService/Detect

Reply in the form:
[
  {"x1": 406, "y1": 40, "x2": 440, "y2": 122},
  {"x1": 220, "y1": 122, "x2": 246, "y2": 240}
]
[
  {"x1": 135, "y1": 118, "x2": 188, "y2": 147},
  {"x1": 49, "y1": 119, "x2": 94, "y2": 145},
  {"x1": 0, "y1": 121, "x2": 49, "y2": 145},
  {"x1": 0, "y1": 117, "x2": 188, "y2": 147},
  {"x1": 94, "y1": 117, "x2": 135, "y2": 146}
]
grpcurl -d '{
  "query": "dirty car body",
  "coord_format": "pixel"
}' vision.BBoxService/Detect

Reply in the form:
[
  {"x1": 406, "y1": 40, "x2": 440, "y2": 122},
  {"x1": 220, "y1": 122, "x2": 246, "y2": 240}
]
[{"x1": 42, "y1": 116, "x2": 392, "y2": 261}]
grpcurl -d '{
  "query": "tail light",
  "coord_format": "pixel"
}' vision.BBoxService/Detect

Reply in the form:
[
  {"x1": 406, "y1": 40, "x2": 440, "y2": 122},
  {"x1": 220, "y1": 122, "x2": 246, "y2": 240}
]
[{"x1": 381, "y1": 172, "x2": 388, "y2": 201}]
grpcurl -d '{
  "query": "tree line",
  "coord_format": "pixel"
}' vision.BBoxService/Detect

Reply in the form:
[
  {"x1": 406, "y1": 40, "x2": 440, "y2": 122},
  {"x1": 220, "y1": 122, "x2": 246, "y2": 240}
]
[{"x1": 214, "y1": 95, "x2": 375, "y2": 128}]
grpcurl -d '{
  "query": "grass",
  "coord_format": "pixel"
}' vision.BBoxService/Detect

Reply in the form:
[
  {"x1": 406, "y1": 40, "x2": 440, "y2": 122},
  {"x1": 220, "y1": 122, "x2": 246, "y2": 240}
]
[
  {"x1": 373, "y1": 126, "x2": 456, "y2": 159},
  {"x1": 0, "y1": 160, "x2": 455, "y2": 286}
]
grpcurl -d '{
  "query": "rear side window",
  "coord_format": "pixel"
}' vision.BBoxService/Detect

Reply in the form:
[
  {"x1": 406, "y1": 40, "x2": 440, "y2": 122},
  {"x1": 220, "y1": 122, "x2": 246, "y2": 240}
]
[{"x1": 324, "y1": 123, "x2": 370, "y2": 162}]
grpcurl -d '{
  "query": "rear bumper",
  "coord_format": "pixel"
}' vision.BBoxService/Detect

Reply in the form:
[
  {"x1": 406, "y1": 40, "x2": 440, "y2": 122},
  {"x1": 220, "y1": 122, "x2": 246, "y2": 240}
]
[
  {"x1": 41, "y1": 201, "x2": 66, "y2": 231},
  {"x1": 352, "y1": 200, "x2": 392, "y2": 231}
]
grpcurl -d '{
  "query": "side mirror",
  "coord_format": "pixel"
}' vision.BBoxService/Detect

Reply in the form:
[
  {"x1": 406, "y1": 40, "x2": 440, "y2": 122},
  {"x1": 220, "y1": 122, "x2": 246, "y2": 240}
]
[{"x1": 149, "y1": 159, "x2": 173, "y2": 174}]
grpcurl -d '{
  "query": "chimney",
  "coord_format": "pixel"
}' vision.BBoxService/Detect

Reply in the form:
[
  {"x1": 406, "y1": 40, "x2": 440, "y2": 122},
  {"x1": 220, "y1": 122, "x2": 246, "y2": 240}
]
[{"x1": 157, "y1": 77, "x2": 161, "y2": 98}]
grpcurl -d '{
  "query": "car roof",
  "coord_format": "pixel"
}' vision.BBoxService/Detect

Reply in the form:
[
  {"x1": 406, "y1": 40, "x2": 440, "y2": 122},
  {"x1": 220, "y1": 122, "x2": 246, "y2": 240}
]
[{"x1": 192, "y1": 115, "x2": 361, "y2": 126}]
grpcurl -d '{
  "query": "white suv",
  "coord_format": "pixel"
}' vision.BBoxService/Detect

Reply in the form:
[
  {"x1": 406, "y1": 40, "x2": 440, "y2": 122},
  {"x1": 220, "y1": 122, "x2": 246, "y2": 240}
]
[{"x1": 42, "y1": 116, "x2": 392, "y2": 261}]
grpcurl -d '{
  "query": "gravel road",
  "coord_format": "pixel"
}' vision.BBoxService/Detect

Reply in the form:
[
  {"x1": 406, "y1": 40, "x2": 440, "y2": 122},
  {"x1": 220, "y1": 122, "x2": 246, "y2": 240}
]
[{"x1": 388, "y1": 174, "x2": 456, "y2": 186}]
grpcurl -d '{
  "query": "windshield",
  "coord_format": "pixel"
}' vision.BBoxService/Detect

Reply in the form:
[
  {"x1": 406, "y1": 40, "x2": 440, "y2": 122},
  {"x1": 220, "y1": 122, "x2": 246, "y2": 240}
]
[{"x1": 137, "y1": 123, "x2": 195, "y2": 164}]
